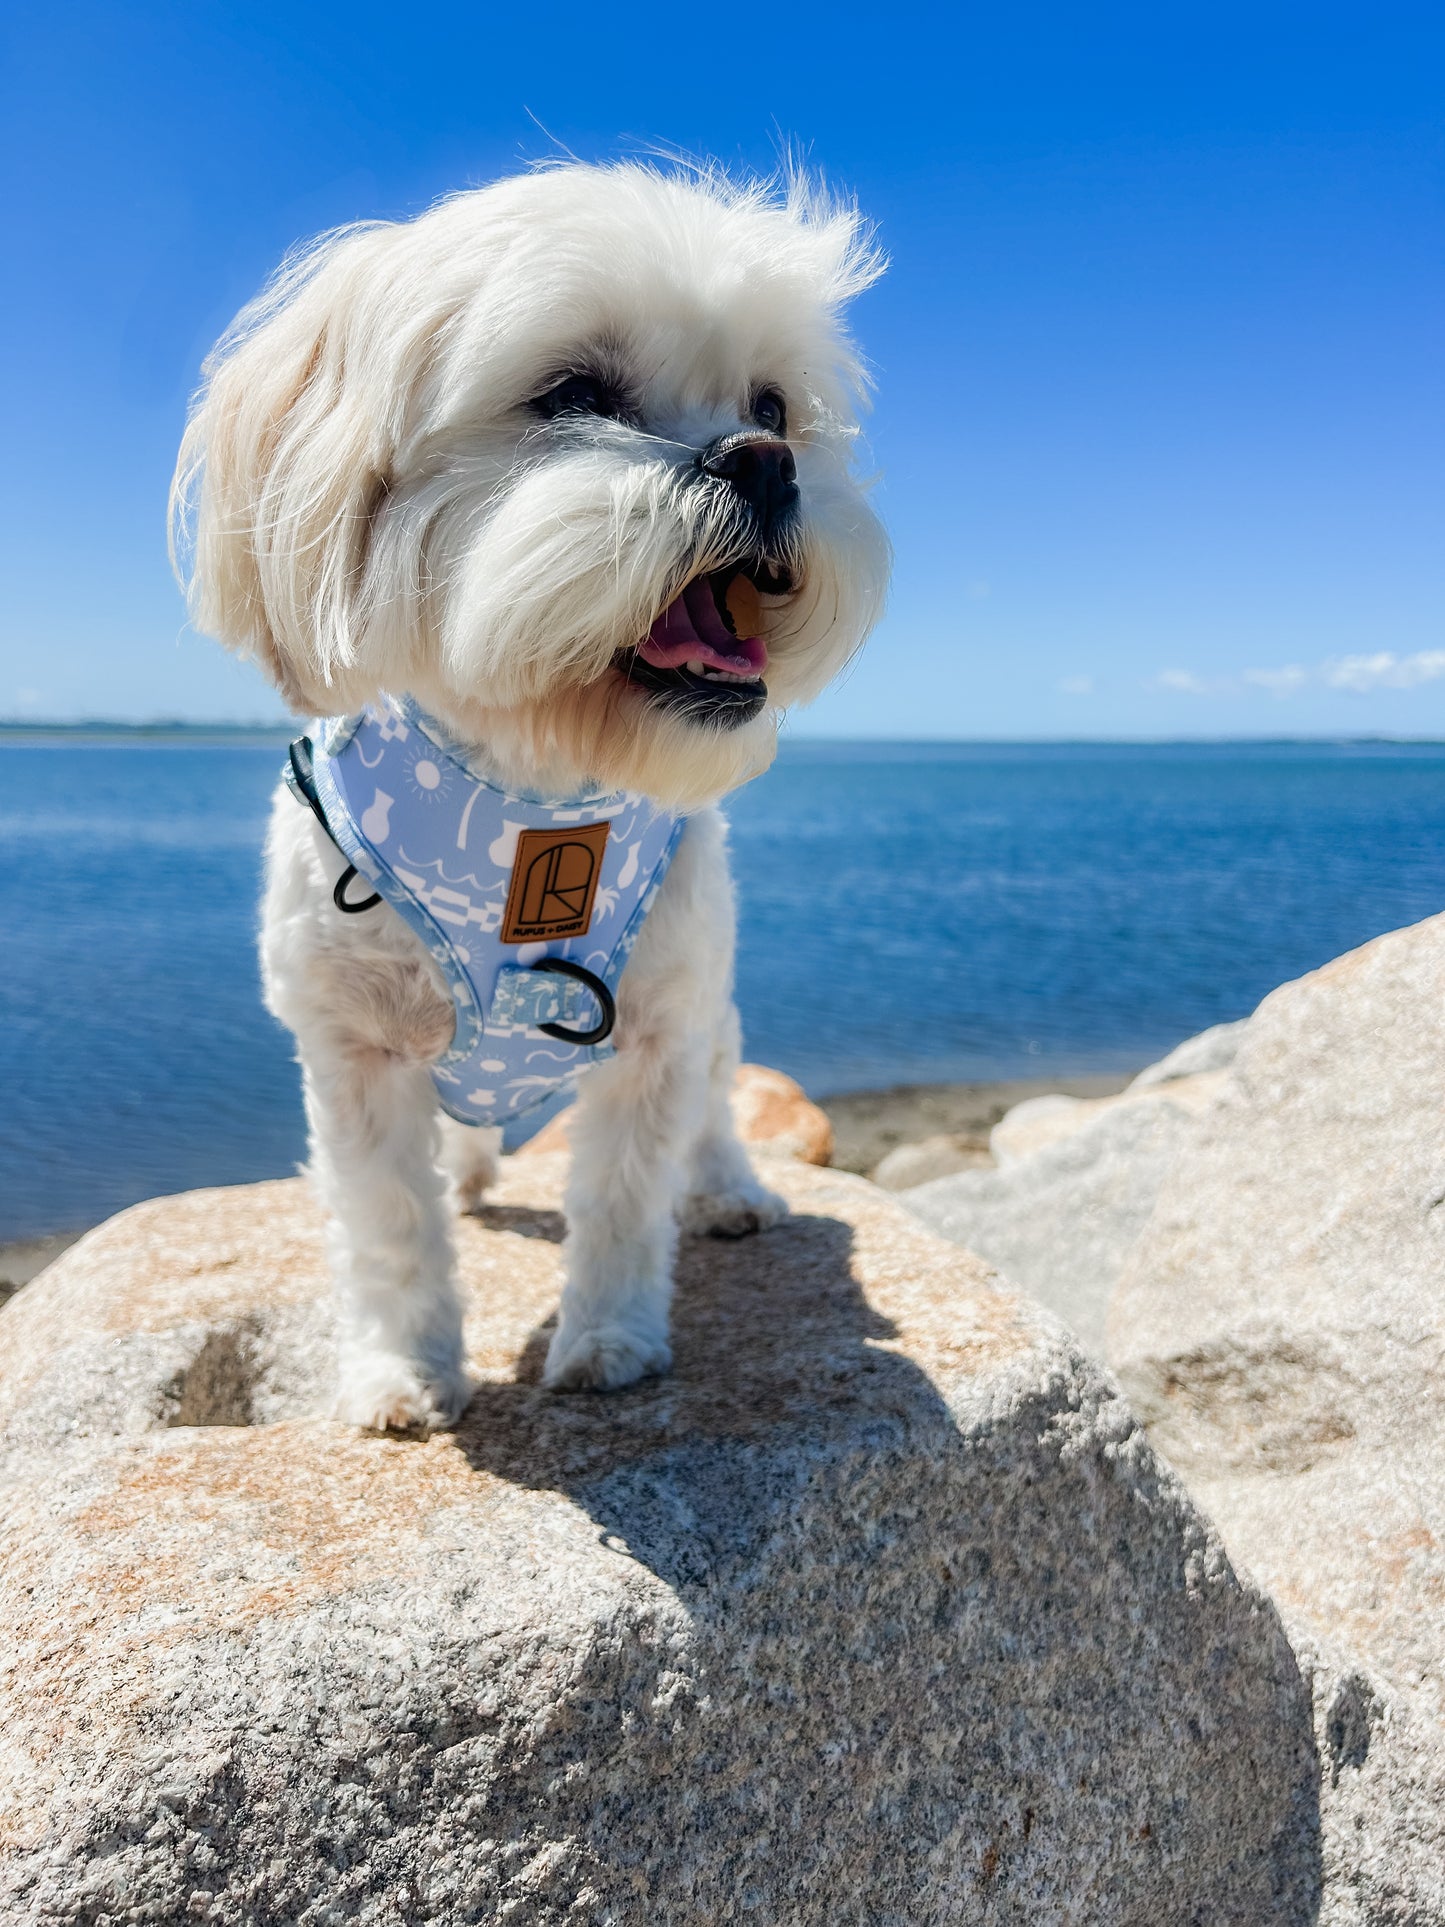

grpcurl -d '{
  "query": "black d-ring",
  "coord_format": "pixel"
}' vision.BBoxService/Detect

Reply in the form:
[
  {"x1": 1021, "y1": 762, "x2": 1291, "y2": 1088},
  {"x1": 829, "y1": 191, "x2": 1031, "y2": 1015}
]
[
  {"x1": 333, "y1": 864, "x2": 382, "y2": 915},
  {"x1": 288, "y1": 740, "x2": 383, "y2": 916},
  {"x1": 531, "y1": 958, "x2": 616, "y2": 1046}
]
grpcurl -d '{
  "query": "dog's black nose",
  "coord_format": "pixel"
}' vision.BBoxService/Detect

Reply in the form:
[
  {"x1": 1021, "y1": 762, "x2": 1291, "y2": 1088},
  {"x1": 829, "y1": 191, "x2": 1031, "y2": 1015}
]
[{"x1": 699, "y1": 433, "x2": 799, "y2": 534}]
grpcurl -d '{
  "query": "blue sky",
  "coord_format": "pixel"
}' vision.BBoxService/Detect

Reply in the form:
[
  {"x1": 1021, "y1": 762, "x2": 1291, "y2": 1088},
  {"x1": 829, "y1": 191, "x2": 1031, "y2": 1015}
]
[{"x1": 2, "y1": 1, "x2": 1441, "y2": 736}]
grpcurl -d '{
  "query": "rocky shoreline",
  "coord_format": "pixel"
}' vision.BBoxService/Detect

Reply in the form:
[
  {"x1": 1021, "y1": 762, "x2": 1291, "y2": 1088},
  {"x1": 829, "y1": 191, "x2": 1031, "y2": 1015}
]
[
  {"x1": 0, "y1": 1072, "x2": 1133, "y2": 1307},
  {"x1": 4, "y1": 919, "x2": 1443, "y2": 1921},
  {"x1": 819, "y1": 1070, "x2": 1133, "y2": 1177}
]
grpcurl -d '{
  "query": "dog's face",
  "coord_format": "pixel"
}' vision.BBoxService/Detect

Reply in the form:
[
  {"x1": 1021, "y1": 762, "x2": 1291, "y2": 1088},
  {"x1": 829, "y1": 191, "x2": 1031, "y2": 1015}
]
[{"x1": 173, "y1": 165, "x2": 890, "y2": 805}]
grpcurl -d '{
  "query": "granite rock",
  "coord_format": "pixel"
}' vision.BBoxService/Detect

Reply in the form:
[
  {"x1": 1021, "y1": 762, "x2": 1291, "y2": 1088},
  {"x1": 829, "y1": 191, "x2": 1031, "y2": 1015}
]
[
  {"x1": 988, "y1": 1073, "x2": 1224, "y2": 1170},
  {"x1": 1110, "y1": 915, "x2": 1445, "y2": 1923},
  {"x1": 905, "y1": 1083, "x2": 1216, "y2": 1355},
  {"x1": 726, "y1": 1062, "x2": 835, "y2": 1165},
  {"x1": 1126, "y1": 1019, "x2": 1248, "y2": 1091},
  {"x1": 871, "y1": 1132, "x2": 992, "y2": 1190},
  {"x1": 0, "y1": 1157, "x2": 1319, "y2": 1924}
]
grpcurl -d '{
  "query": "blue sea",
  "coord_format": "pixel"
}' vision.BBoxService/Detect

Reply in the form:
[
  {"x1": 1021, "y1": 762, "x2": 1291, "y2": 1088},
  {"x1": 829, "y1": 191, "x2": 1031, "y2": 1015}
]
[{"x1": 2, "y1": 734, "x2": 1443, "y2": 1243}]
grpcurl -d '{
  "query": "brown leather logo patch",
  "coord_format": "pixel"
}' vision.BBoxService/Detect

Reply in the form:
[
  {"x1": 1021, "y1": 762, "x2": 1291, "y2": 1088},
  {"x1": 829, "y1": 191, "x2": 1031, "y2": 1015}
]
[{"x1": 500, "y1": 821, "x2": 611, "y2": 944}]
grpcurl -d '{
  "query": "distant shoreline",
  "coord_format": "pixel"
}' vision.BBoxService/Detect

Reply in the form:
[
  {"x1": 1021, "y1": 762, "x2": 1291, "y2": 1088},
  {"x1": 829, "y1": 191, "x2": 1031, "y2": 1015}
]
[
  {"x1": 0, "y1": 722, "x2": 293, "y2": 744},
  {"x1": 4, "y1": 724, "x2": 1445, "y2": 750}
]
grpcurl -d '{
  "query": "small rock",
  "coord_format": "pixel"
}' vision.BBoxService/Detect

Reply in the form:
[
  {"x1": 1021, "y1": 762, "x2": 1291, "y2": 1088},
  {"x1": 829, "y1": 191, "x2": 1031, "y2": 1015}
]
[
  {"x1": 821, "y1": 1073, "x2": 1131, "y2": 1177},
  {"x1": 872, "y1": 1133, "x2": 992, "y2": 1190},
  {"x1": 989, "y1": 1092, "x2": 1099, "y2": 1168},
  {"x1": 727, "y1": 1062, "x2": 834, "y2": 1165},
  {"x1": 519, "y1": 1061, "x2": 834, "y2": 1166},
  {"x1": 1128, "y1": 1018, "x2": 1248, "y2": 1090}
]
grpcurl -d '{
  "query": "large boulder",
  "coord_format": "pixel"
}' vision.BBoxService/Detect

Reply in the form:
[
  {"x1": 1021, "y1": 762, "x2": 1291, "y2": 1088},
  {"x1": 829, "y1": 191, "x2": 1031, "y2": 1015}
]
[
  {"x1": 0, "y1": 1157, "x2": 1319, "y2": 1924},
  {"x1": 903, "y1": 1076, "x2": 1222, "y2": 1354},
  {"x1": 1110, "y1": 915, "x2": 1445, "y2": 1922}
]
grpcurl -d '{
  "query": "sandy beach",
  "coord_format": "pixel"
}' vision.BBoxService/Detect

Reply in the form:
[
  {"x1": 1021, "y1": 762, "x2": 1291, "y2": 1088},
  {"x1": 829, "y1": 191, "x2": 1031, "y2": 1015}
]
[
  {"x1": 0, "y1": 1231, "x2": 83, "y2": 1304},
  {"x1": 820, "y1": 1071, "x2": 1133, "y2": 1175}
]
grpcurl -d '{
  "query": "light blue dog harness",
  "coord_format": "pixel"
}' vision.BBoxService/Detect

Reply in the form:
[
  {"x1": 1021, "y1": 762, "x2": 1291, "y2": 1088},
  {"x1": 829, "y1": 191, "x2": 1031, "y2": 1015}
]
[{"x1": 286, "y1": 696, "x2": 685, "y2": 1128}]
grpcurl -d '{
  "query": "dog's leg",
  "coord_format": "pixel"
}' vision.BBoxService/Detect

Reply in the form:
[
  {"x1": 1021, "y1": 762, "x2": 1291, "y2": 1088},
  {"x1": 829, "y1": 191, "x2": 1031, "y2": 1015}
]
[
  {"x1": 302, "y1": 1038, "x2": 474, "y2": 1430},
  {"x1": 262, "y1": 795, "x2": 474, "y2": 1432},
  {"x1": 678, "y1": 1000, "x2": 789, "y2": 1238},
  {"x1": 543, "y1": 810, "x2": 728, "y2": 1391},
  {"x1": 438, "y1": 1116, "x2": 504, "y2": 1214},
  {"x1": 543, "y1": 1026, "x2": 701, "y2": 1392}
]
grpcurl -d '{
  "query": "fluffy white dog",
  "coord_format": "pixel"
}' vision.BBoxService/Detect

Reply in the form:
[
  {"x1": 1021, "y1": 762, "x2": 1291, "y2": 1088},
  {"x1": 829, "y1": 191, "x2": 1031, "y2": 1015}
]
[{"x1": 172, "y1": 163, "x2": 889, "y2": 1430}]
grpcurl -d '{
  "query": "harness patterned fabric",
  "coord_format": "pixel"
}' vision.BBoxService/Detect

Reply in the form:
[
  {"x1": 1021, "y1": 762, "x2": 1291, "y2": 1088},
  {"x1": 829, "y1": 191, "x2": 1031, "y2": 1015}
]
[{"x1": 289, "y1": 697, "x2": 685, "y2": 1127}]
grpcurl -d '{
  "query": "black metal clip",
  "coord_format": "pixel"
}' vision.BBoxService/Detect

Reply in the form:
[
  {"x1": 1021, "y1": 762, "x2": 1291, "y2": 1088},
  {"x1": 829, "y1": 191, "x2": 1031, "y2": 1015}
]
[{"x1": 530, "y1": 958, "x2": 616, "y2": 1046}]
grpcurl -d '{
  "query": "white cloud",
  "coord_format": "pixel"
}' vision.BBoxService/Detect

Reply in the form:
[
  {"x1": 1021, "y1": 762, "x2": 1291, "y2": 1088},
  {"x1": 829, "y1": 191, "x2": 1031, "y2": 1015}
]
[
  {"x1": 1147, "y1": 652, "x2": 1445, "y2": 702},
  {"x1": 1324, "y1": 651, "x2": 1445, "y2": 692},
  {"x1": 1057, "y1": 675, "x2": 1095, "y2": 696},
  {"x1": 1242, "y1": 665, "x2": 1307, "y2": 697}
]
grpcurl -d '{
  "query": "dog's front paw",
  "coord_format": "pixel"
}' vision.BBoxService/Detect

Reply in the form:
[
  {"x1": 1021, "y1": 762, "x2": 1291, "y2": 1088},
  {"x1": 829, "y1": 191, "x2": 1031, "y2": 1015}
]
[
  {"x1": 542, "y1": 1319, "x2": 671, "y2": 1393},
  {"x1": 335, "y1": 1354, "x2": 475, "y2": 1433},
  {"x1": 679, "y1": 1180, "x2": 789, "y2": 1239}
]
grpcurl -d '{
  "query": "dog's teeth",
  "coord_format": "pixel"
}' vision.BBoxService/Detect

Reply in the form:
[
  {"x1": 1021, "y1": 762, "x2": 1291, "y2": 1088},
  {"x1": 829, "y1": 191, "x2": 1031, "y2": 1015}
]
[{"x1": 686, "y1": 658, "x2": 705, "y2": 676}]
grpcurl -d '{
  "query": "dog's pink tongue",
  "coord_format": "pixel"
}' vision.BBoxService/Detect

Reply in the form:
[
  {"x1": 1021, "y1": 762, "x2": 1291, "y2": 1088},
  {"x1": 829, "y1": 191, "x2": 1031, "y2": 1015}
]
[{"x1": 638, "y1": 577, "x2": 768, "y2": 676}]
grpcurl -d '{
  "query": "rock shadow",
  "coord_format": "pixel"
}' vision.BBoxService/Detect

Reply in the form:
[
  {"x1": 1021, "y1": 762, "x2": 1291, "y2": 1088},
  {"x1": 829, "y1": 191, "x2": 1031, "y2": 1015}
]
[
  {"x1": 468, "y1": 1200, "x2": 567, "y2": 1245},
  {"x1": 442, "y1": 1204, "x2": 1323, "y2": 1921},
  {"x1": 451, "y1": 1210, "x2": 901, "y2": 1552}
]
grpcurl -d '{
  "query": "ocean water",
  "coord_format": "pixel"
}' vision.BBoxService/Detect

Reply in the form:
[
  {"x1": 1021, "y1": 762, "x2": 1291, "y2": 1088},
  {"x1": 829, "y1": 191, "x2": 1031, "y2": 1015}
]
[{"x1": 2, "y1": 735, "x2": 1442, "y2": 1242}]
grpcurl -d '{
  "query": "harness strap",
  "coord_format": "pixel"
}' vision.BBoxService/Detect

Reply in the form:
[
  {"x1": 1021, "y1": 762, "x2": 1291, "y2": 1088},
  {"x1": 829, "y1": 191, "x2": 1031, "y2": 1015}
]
[
  {"x1": 285, "y1": 731, "x2": 614, "y2": 1033},
  {"x1": 286, "y1": 736, "x2": 329, "y2": 829},
  {"x1": 287, "y1": 736, "x2": 382, "y2": 914}
]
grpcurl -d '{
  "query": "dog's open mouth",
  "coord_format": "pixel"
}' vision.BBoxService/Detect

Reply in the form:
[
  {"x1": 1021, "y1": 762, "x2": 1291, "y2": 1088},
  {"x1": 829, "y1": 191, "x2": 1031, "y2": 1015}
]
[{"x1": 615, "y1": 565, "x2": 786, "y2": 727}]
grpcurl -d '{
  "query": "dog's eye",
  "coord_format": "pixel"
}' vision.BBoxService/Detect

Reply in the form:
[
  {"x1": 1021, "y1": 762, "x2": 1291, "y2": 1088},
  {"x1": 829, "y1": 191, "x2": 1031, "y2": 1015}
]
[
  {"x1": 750, "y1": 387, "x2": 787, "y2": 437},
  {"x1": 534, "y1": 373, "x2": 625, "y2": 420}
]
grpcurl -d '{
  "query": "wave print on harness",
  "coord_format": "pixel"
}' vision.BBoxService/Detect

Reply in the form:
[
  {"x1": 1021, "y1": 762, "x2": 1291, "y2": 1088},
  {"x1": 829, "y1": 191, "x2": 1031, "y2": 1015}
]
[{"x1": 289, "y1": 696, "x2": 685, "y2": 1127}]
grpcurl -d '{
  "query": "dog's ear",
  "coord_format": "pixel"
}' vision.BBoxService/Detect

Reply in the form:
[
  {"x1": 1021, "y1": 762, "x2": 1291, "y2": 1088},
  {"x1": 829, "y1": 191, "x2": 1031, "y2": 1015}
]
[{"x1": 170, "y1": 227, "x2": 404, "y2": 715}]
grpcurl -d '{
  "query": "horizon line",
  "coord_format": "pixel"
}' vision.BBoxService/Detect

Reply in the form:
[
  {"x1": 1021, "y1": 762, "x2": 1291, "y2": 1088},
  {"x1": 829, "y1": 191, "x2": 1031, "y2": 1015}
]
[{"x1": 3, "y1": 719, "x2": 1445, "y2": 749}]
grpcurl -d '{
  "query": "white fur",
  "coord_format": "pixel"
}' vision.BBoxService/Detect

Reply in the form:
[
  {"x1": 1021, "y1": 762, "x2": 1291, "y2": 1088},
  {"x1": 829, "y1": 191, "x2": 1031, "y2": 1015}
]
[{"x1": 173, "y1": 162, "x2": 889, "y2": 1428}]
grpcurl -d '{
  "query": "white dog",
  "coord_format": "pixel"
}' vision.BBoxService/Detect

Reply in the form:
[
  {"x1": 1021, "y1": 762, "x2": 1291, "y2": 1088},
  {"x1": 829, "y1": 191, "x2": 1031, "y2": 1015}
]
[{"x1": 171, "y1": 163, "x2": 889, "y2": 1430}]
